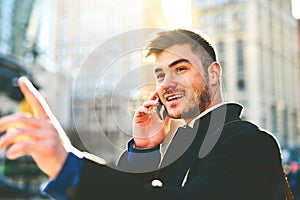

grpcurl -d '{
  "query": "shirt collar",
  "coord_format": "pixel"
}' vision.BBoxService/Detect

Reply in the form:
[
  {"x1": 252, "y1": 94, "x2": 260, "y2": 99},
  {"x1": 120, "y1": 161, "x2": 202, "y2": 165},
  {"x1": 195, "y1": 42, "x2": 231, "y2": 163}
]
[{"x1": 181, "y1": 102, "x2": 226, "y2": 128}]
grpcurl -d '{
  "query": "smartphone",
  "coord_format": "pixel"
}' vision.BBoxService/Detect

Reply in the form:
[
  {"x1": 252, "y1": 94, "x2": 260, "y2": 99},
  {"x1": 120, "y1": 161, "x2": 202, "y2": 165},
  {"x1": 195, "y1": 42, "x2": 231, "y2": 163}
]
[{"x1": 156, "y1": 97, "x2": 167, "y2": 120}]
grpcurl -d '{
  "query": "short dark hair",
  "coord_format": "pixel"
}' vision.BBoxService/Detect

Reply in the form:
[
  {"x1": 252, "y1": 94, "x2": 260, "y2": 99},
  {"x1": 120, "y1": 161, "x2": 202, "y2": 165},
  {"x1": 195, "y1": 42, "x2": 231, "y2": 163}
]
[{"x1": 146, "y1": 29, "x2": 217, "y2": 71}]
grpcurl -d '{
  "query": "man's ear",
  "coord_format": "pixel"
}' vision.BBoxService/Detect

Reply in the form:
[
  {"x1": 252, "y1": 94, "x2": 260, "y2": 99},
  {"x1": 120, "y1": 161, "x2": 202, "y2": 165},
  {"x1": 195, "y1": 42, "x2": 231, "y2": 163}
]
[{"x1": 208, "y1": 62, "x2": 221, "y2": 86}]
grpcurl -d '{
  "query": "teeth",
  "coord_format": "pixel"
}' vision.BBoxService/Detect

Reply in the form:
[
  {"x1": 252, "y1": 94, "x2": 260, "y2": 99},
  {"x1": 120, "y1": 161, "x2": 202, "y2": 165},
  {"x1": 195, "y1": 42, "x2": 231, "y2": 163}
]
[{"x1": 167, "y1": 94, "x2": 184, "y2": 101}]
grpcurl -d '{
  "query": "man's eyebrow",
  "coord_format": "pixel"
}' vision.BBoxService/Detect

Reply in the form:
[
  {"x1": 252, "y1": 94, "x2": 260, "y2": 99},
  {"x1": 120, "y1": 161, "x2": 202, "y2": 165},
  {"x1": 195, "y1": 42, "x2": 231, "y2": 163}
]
[
  {"x1": 168, "y1": 58, "x2": 191, "y2": 68},
  {"x1": 154, "y1": 58, "x2": 191, "y2": 73},
  {"x1": 154, "y1": 68, "x2": 162, "y2": 73}
]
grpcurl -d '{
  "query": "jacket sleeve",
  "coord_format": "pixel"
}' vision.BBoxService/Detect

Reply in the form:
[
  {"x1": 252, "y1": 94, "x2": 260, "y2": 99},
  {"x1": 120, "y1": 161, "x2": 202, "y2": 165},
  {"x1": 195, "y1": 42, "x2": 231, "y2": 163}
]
[
  {"x1": 73, "y1": 129, "x2": 283, "y2": 200},
  {"x1": 117, "y1": 138, "x2": 161, "y2": 173}
]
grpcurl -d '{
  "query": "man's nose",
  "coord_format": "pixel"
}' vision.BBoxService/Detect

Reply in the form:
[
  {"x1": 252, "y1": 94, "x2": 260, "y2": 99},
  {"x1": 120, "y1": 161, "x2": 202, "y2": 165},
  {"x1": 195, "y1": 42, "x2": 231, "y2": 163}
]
[{"x1": 158, "y1": 72, "x2": 177, "y2": 89}]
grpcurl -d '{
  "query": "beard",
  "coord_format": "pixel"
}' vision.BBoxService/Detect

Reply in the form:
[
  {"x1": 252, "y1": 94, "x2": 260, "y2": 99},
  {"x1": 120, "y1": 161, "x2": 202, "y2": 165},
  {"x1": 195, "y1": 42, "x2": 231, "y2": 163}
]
[{"x1": 167, "y1": 84, "x2": 211, "y2": 120}]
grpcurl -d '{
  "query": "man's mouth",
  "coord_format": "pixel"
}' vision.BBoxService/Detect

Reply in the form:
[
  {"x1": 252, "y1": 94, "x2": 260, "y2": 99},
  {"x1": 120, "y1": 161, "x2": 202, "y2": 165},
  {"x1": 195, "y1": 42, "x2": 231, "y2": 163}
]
[{"x1": 165, "y1": 94, "x2": 184, "y2": 102}]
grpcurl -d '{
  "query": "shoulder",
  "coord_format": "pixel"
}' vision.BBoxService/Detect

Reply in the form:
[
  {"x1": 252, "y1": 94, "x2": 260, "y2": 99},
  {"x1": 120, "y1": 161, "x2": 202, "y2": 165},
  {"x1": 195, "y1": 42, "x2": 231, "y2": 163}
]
[
  {"x1": 195, "y1": 121, "x2": 282, "y2": 199},
  {"x1": 212, "y1": 120, "x2": 281, "y2": 163},
  {"x1": 221, "y1": 120, "x2": 279, "y2": 148}
]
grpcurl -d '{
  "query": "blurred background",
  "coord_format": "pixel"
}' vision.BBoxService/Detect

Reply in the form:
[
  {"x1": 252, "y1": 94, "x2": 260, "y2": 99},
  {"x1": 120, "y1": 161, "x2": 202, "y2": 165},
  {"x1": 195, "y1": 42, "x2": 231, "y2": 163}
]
[{"x1": 0, "y1": 0, "x2": 299, "y2": 199}]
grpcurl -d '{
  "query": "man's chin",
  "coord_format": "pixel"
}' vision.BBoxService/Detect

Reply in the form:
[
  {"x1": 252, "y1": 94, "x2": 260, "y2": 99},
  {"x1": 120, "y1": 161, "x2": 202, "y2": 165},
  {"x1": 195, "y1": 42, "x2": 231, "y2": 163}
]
[
  {"x1": 166, "y1": 111, "x2": 182, "y2": 119},
  {"x1": 167, "y1": 111, "x2": 192, "y2": 120}
]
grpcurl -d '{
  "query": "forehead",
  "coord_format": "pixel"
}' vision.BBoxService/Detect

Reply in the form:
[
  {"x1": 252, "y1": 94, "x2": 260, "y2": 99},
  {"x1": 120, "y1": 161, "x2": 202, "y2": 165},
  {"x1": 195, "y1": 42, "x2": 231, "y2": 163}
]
[{"x1": 154, "y1": 44, "x2": 203, "y2": 69}]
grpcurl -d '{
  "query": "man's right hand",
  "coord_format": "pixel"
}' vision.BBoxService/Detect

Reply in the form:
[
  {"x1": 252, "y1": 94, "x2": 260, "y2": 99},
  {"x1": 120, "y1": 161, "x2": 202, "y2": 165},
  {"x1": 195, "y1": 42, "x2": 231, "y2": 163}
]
[
  {"x1": 0, "y1": 77, "x2": 75, "y2": 180},
  {"x1": 132, "y1": 91, "x2": 170, "y2": 149}
]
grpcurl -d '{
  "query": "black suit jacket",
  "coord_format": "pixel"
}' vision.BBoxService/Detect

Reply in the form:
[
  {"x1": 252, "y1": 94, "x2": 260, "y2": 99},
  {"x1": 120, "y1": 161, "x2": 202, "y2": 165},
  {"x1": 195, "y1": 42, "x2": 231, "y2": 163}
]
[{"x1": 74, "y1": 103, "x2": 283, "y2": 200}]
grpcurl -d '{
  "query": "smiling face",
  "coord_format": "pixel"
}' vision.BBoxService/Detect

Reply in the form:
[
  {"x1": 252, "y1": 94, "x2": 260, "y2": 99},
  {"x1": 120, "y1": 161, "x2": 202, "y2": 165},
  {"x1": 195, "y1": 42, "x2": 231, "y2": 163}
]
[{"x1": 154, "y1": 44, "x2": 212, "y2": 123}]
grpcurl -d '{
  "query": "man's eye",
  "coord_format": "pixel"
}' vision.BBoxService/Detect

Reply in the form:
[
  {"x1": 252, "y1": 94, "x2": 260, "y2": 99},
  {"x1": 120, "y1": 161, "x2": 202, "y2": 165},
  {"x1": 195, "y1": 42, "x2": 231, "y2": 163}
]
[
  {"x1": 176, "y1": 66, "x2": 187, "y2": 72},
  {"x1": 156, "y1": 73, "x2": 165, "y2": 80}
]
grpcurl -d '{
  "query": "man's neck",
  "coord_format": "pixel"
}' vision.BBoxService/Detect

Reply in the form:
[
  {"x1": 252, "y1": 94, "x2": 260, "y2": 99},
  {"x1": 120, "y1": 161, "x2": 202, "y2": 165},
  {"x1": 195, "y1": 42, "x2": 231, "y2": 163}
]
[{"x1": 182, "y1": 102, "x2": 225, "y2": 128}]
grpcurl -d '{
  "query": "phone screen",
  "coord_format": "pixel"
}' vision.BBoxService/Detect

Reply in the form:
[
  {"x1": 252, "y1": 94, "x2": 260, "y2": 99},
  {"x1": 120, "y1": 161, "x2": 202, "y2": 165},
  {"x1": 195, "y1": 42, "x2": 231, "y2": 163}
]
[{"x1": 156, "y1": 97, "x2": 167, "y2": 120}]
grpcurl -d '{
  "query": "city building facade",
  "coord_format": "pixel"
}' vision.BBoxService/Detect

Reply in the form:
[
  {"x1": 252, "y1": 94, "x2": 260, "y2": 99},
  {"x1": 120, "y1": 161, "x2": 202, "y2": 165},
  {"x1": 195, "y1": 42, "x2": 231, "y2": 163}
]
[
  {"x1": 192, "y1": 0, "x2": 299, "y2": 147},
  {"x1": 52, "y1": 0, "x2": 167, "y2": 162}
]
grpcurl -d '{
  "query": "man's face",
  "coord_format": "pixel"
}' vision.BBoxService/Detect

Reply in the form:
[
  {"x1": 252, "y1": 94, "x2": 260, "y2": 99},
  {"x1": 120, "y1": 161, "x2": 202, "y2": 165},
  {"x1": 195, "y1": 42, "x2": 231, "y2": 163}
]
[{"x1": 154, "y1": 44, "x2": 211, "y2": 122}]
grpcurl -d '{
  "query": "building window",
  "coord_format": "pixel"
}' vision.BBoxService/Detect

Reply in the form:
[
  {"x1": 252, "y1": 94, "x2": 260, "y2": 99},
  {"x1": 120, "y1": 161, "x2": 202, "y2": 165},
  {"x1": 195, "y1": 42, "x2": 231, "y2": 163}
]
[
  {"x1": 217, "y1": 41, "x2": 225, "y2": 68},
  {"x1": 217, "y1": 41, "x2": 225, "y2": 85},
  {"x1": 292, "y1": 111, "x2": 298, "y2": 143},
  {"x1": 233, "y1": 12, "x2": 246, "y2": 32},
  {"x1": 236, "y1": 40, "x2": 245, "y2": 91},
  {"x1": 282, "y1": 108, "x2": 288, "y2": 140},
  {"x1": 214, "y1": 14, "x2": 226, "y2": 33},
  {"x1": 214, "y1": 0, "x2": 229, "y2": 6},
  {"x1": 194, "y1": 0, "x2": 211, "y2": 9},
  {"x1": 200, "y1": 15, "x2": 211, "y2": 34},
  {"x1": 271, "y1": 104, "x2": 278, "y2": 134},
  {"x1": 195, "y1": 0, "x2": 231, "y2": 8}
]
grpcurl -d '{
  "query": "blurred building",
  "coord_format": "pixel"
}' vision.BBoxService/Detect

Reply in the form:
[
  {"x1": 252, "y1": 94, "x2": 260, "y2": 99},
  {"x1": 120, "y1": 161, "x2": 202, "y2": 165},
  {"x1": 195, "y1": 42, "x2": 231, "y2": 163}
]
[
  {"x1": 0, "y1": 0, "x2": 170, "y2": 163},
  {"x1": 192, "y1": 0, "x2": 299, "y2": 147},
  {"x1": 50, "y1": 0, "x2": 168, "y2": 162},
  {"x1": 0, "y1": 0, "x2": 36, "y2": 58},
  {"x1": 0, "y1": 0, "x2": 69, "y2": 129},
  {"x1": 0, "y1": 0, "x2": 35, "y2": 114}
]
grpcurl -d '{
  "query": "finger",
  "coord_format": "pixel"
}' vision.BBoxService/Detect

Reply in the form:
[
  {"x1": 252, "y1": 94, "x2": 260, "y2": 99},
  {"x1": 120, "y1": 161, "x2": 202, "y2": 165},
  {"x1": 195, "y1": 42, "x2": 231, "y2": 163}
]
[
  {"x1": 142, "y1": 100, "x2": 160, "y2": 108},
  {"x1": 18, "y1": 77, "x2": 52, "y2": 119},
  {"x1": 135, "y1": 106, "x2": 152, "y2": 116},
  {"x1": 0, "y1": 113, "x2": 49, "y2": 133},
  {"x1": 6, "y1": 143, "x2": 28, "y2": 160},
  {"x1": 148, "y1": 91, "x2": 159, "y2": 101},
  {"x1": 0, "y1": 127, "x2": 52, "y2": 150},
  {"x1": 5, "y1": 140, "x2": 68, "y2": 180},
  {"x1": 5, "y1": 140, "x2": 41, "y2": 160}
]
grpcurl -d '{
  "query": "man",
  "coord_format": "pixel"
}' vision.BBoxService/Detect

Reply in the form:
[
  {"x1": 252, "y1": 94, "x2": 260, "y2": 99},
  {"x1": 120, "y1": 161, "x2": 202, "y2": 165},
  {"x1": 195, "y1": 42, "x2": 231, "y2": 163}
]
[{"x1": 0, "y1": 29, "x2": 286, "y2": 199}]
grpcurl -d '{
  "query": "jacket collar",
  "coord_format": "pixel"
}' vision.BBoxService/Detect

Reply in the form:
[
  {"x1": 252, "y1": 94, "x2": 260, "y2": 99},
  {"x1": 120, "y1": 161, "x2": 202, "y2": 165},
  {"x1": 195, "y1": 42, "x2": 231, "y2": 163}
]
[{"x1": 181, "y1": 102, "x2": 243, "y2": 128}]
